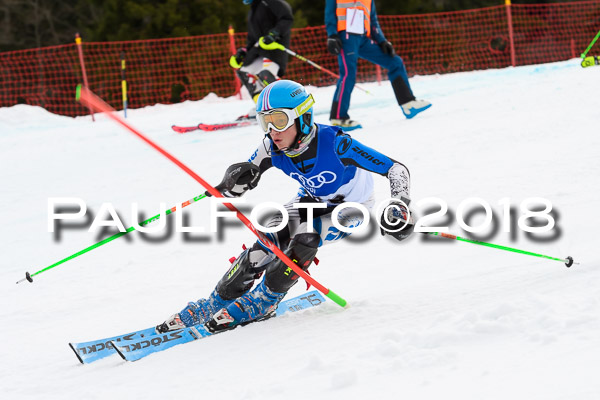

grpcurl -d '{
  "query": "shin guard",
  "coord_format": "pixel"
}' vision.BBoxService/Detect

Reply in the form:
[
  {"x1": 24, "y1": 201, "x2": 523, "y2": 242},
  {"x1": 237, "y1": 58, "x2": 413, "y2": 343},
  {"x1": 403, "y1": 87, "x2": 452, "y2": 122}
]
[
  {"x1": 264, "y1": 233, "x2": 320, "y2": 294},
  {"x1": 216, "y1": 243, "x2": 267, "y2": 300}
]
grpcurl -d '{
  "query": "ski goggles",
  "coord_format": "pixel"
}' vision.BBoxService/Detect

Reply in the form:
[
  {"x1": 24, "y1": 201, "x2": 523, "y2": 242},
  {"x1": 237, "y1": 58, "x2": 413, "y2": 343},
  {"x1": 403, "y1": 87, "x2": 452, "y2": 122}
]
[{"x1": 257, "y1": 94, "x2": 315, "y2": 133}]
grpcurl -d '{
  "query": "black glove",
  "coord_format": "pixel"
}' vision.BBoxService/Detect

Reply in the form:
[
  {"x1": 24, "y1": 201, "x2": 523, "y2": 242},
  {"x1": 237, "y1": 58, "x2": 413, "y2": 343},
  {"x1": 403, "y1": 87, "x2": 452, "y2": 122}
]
[
  {"x1": 209, "y1": 162, "x2": 261, "y2": 198},
  {"x1": 262, "y1": 30, "x2": 281, "y2": 45},
  {"x1": 378, "y1": 40, "x2": 395, "y2": 56},
  {"x1": 327, "y1": 34, "x2": 342, "y2": 55},
  {"x1": 234, "y1": 47, "x2": 247, "y2": 64},
  {"x1": 380, "y1": 197, "x2": 414, "y2": 242}
]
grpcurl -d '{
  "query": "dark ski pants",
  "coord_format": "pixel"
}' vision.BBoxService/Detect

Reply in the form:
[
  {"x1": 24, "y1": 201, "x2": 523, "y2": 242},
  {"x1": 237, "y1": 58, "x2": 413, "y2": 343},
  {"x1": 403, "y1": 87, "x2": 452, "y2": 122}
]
[{"x1": 331, "y1": 32, "x2": 415, "y2": 120}]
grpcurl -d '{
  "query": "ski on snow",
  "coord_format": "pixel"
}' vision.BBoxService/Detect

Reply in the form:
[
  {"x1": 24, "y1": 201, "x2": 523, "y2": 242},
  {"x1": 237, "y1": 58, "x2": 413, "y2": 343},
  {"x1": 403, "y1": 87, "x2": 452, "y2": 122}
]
[
  {"x1": 69, "y1": 290, "x2": 325, "y2": 364},
  {"x1": 172, "y1": 115, "x2": 256, "y2": 133},
  {"x1": 111, "y1": 291, "x2": 326, "y2": 362},
  {"x1": 69, "y1": 326, "x2": 158, "y2": 364}
]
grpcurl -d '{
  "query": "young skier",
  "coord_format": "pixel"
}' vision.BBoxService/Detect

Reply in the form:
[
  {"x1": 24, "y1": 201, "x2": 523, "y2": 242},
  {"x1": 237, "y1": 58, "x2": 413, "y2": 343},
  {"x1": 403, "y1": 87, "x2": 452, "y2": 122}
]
[{"x1": 157, "y1": 79, "x2": 415, "y2": 333}]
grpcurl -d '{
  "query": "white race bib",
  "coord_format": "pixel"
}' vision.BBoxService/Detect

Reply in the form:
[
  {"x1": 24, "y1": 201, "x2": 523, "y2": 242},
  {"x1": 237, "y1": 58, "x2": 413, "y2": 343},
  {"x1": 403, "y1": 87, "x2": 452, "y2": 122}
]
[{"x1": 346, "y1": 8, "x2": 365, "y2": 35}]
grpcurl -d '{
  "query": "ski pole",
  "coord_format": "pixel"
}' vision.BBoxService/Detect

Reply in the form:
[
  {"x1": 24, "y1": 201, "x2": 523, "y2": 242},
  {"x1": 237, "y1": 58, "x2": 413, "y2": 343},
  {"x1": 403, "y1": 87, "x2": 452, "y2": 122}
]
[
  {"x1": 424, "y1": 231, "x2": 576, "y2": 268},
  {"x1": 75, "y1": 85, "x2": 348, "y2": 308},
  {"x1": 16, "y1": 194, "x2": 207, "y2": 284},
  {"x1": 581, "y1": 29, "x2": 600, "y2": 58},
  {"x1": 259, "y1": 38, "x2": 372, "y2": 95}
]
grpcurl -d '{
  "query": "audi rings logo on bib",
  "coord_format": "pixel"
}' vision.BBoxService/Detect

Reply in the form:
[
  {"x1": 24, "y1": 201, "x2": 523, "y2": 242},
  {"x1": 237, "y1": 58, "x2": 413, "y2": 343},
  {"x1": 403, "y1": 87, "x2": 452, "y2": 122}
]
[{"x1": 290, "y1": 171, "x2": 337, "y2": 192}]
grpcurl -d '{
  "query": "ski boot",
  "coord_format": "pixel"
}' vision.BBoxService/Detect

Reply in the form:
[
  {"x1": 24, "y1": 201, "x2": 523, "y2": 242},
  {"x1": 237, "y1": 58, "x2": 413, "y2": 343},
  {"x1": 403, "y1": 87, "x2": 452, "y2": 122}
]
[
  {"x1": 206, "y1": 233, "x2": 320, "y2": 333},
  {"x1": 401, "y1": 99, "x2": 432, "y2": 119},
  {"x1": 156, "y1": 244, "x2": 269, "y2": 333},
  {"x1": 330, "y1": 118, "x2": 363, "y2": 131},
  {"x1": 155, "y1": 288, "x2": 231, "y2": 333},
  {"x1": 205, "y1": 279, "x2": 285, "y2": 333},
  {"x1": 330, "y1": 100, "x2": 363, "y2": 131},
  {"x1": 390, "y1": 76, "x2": 432, "y2": 119}
]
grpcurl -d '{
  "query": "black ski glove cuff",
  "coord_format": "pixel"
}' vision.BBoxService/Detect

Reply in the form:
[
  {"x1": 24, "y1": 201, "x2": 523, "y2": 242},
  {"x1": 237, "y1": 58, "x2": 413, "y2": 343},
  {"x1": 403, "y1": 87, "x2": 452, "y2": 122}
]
[
  {"x1": 207, "y1": 162, "x2": 261, "y2": 198},
  {"x1": 234, "y1": 47, "x2": 247, "y2": 64},
  {"x1": 327, "y1": 35, "x2": 342, "y2": 56},
  {"x1": 378, "y1": 40, "x2": 395, "y2": 56},
  {"x1": 262, "y1": 30, "x2": 281, "y2": 45}
]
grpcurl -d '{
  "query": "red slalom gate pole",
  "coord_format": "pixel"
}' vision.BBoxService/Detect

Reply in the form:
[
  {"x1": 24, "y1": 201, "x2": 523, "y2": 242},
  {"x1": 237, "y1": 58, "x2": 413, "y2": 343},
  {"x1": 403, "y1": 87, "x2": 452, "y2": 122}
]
[
  {"x1": 75, "y1": 85, "x2": 347, "y2": 308},
  {"x1": 228, "y1": 25, "x2": 242, "y2": 99},
  {"x1": 75, "y1": 33, "x2": 95, "y2": 121},
  {"x1": 505, "y1": 0, "x2": 517, "y2": 67}
]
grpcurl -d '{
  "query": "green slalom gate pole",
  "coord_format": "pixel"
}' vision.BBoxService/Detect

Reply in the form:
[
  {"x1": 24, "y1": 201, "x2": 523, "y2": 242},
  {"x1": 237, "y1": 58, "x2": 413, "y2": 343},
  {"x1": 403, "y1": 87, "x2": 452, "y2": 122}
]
[
  {"x1": 581, "y1": 29, "x2": 600, "y2": 59},
  {"x1": 16, "y1": 194, "x2": 207, "y2": 284},
  {"x1": 259, "y1": 38, "x2": 372, "y2": 95},
  {"x1": 425, "y1": 232, "x2": 577, "y2": 268}
]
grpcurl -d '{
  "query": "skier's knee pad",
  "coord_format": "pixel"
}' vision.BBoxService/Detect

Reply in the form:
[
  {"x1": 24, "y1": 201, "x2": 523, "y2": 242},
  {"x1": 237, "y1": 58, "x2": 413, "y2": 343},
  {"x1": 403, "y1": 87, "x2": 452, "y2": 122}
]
[
  {"x1": 264, "y1": 233, "x2": 319, "y2": 294},
  {"x1": 216, "y1": 244, "x2": 267, "y2": 300},
  {"x1": 293, "y1": 232, "x2": 321, "y2": 248}
]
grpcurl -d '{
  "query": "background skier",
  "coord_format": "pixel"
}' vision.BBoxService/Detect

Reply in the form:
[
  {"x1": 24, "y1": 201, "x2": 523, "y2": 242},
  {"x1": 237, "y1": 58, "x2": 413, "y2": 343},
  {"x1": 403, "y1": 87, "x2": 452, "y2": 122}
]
[{"x1": 229, "y1": 0, "x2": 294, "y2": 118}]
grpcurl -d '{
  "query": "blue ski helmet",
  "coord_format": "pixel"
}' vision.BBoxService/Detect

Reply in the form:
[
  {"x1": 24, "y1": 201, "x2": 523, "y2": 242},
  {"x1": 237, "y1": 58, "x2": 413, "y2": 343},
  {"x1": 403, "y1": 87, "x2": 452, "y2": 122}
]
[
  {"x1": 256, "y1": 80, "x2": 315, "y2": 137},
  {"x1": 242, "y1": 0, "x2": 254, "y2": 4}
]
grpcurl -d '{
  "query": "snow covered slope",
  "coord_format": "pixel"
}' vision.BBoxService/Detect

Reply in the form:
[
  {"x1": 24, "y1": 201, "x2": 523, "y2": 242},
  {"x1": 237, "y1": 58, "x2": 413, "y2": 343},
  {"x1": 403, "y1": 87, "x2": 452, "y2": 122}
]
[{"x1": 1, "y1": 59, "x2": 599, "y2": 399}]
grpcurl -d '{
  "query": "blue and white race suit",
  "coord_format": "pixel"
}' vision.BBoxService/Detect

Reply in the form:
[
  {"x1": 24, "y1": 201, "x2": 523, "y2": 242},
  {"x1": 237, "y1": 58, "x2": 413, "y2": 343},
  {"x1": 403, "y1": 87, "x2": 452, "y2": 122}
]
[{"x1": 247, "y1": 123, "x2": 410, "y2": 248}]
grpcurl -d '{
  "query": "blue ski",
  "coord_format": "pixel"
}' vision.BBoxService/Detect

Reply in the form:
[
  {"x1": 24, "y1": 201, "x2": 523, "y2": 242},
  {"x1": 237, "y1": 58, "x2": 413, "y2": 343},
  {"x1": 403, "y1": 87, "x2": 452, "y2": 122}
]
[
  {"x1": 111, "y1": 290, "x2": 326, "y2": 362},
  {"x1": 69, "y1": 326, "x2": 158, "y2": 364}
]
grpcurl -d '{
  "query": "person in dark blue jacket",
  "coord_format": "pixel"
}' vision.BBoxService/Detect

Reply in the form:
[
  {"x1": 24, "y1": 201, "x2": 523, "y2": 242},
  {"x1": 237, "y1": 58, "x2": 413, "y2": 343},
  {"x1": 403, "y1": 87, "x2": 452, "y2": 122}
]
[
  {"x1": 156, "y1": 80, "x2": 415, "y2": 334},
  {"x1": 325, "y1": 0, "x2": 431, "y2": 130}
]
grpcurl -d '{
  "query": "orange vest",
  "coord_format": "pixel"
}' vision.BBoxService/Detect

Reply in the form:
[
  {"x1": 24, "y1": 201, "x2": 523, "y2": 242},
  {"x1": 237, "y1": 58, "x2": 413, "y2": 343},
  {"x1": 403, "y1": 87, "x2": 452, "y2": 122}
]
[{"x1": 336, "y1": 0, "x2": 372, "y2": 36}]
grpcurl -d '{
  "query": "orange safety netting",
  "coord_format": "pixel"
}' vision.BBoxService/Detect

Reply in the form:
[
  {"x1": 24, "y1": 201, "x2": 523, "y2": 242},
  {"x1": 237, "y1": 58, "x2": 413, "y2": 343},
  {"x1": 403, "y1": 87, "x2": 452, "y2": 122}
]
[{"x1": 1, "y1": 1, "x2": 599, "y2": 117}]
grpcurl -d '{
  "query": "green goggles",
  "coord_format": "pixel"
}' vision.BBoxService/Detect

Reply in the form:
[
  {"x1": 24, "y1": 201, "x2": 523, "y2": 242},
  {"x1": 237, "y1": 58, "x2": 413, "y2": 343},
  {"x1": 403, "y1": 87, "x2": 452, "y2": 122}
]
[{"x1": 257, "y1": 94, "x2": 315, "y2": 133}]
